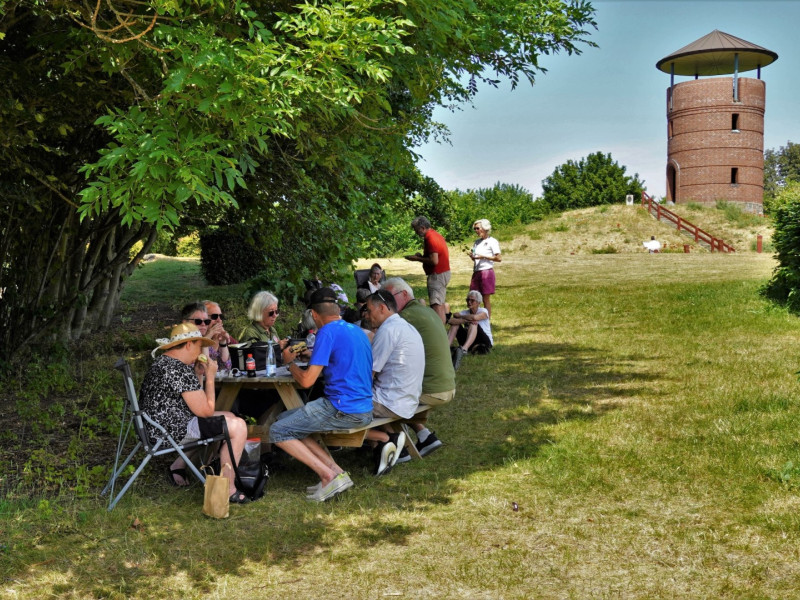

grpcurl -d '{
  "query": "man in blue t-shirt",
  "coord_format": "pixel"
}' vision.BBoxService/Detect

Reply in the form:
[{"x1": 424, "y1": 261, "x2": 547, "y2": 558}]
[{"x1": 271, "y1": 287, "x2": 373, "y2": 502}]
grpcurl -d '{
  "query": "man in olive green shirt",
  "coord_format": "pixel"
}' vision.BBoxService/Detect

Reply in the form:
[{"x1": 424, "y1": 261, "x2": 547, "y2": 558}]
[{"x1": 383, "y1": 277, "x2": 456, "y2": 460}]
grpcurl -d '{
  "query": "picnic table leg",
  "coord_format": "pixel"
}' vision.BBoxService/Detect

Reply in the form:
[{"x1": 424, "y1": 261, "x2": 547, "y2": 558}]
[
  {"x1": 216, "y1": 382, "x2": 243, "y2": 411},
  {"x1": 390, "y1": 422, "x2": 423, "y2": 460}
]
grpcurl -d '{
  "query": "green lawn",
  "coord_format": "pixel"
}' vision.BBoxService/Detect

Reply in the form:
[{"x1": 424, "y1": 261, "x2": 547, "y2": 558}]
[{"x1": 4, "y1": 248, "x2": 800, "y2": 599}]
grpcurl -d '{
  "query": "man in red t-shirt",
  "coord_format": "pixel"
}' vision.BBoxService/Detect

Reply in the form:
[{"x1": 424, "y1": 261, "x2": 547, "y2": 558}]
[{"x1": 405, "y1": 216, "x2": 451, "y2": 324}]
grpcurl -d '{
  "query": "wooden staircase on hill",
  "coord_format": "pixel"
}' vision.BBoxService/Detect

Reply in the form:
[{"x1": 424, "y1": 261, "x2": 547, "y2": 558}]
[{"x1": 640, "y1": 192, "x2": 735, "y2": 253}]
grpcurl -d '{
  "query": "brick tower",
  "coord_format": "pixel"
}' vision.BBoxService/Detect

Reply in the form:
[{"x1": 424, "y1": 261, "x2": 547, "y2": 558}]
[{"x1": 656, "y1": 31, "x2": 778, "y2": 214}]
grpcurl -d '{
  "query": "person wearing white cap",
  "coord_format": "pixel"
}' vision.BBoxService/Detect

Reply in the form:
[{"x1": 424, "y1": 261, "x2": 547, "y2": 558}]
[{"x1": 141, "y1": 322, "x2": 249, "y2": 503}]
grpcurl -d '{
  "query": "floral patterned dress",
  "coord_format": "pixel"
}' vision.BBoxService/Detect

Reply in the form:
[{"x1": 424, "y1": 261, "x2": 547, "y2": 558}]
[{"x1": 139, "y1": 355, "x2": 201, "y2": 443}]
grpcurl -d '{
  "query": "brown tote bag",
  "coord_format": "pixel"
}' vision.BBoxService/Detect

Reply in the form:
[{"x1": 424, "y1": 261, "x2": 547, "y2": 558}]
[{"x1": 202, "y1": 465, "x2": 229, "y2": 519}]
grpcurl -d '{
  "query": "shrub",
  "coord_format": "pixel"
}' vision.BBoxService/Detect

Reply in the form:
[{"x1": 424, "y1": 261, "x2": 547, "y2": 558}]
[
  {"x1": 592, "y1": 245, "x2": 617, "y2": 254},
  {"x1": 176, "y1": 232, "x2": 201, "y2": 257},
  {"x1": 541, "y1": 152, "x2": 645, "y2": 211},
  {"x1": 761, "y1": 196, "x2": 800, "y2": 312}
]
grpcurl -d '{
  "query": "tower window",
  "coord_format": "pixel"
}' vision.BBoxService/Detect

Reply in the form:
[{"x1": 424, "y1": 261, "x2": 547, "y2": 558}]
[
  {"x1": 668, "y1": 120, "x2": 674, "y2": 138},
  {"x1": 732, "y1": 114, "x2": 739, "y2": 131},
  {"x1": 731, "y1": 168, "x2": 739, "y2": 184}
]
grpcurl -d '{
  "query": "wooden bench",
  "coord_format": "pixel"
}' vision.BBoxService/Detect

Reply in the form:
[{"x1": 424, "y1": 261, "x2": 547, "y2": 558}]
[{"x1": 319, "y1": 404, "x2": 432, "y2": 461}]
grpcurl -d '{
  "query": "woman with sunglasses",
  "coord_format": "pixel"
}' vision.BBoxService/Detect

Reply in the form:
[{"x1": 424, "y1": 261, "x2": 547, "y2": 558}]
[
  {"x1": 239, "y1": 291, "x2": 286, "y2": 348},
  {"x1": 447, "y1": 290, "x2": 493, "y2": 369},
  {"x1": 181, "y1": 302, "x2": 231, "y2": 371},
  {"x1": 468, "y1": 218, "x2": 501, "y2": 317}
]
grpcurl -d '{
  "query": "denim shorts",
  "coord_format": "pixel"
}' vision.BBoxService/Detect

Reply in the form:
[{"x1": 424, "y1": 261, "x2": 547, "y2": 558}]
[{"x1": 269, "y1": 397, "x2": 372, "y2": 443}]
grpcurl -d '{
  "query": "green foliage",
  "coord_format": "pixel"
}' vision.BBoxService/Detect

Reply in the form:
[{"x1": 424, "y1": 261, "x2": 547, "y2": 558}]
[
  {"x1": 150, "y1": 228, "x2": 179, "y2": 256},
  {"x1": 761, "y1": 194, "x2": 800, "y2": 311},
  {"x1": 1, "y1": 0, "x2": 597, "y2": 361},
  {"x1": 541, "y1": 152, "x2": 645, "y2": 211},
  {"x1": 176, "y1": 232, "x2": 201, "y2": 257},
  {"x1": 446, "y1": 182, "x2": 549, "y2": 237},
  {"x1": 764, "y1": 180, "x2": 800, "y2": 216},
  {"x1": 763, "y1": 141, "x2": 800, "y2": 208},
  {"x1": 199, "y1": 227, "x2": 264, "y2": 286}
]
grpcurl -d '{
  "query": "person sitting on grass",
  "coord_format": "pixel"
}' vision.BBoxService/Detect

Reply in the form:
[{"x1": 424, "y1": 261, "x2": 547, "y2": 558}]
[
  {"x1": 140, "y1": 322, "x2": 249, "y2": 503},
  {"x1": 271, "y1": 287, "x2": 373, "y2": 502},
  {"x1": 362, "y1": 289, "x2": 424, "y2": 476},
  {"x1": 448, "y1": 290, "x2": 493, "y2": 369}
]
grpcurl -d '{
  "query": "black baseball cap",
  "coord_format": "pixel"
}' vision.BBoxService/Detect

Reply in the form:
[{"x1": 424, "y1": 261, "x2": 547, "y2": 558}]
[{"x1": 309, "y1": 287, "x2": 338, "y2": 306}]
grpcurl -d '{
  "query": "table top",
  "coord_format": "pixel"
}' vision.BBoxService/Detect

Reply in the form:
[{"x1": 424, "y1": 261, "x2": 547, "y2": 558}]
[
  {"x1": 217, "y1": 374, "x2": 296, "y2": 384},
  {"x1": 216, "y1": 365, "x2": 301, "y2": 383}
]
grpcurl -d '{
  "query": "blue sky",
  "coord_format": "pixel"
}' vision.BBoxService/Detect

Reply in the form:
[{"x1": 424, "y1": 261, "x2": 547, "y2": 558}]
[{"x1": 414, "y1": 0, "x2": 800, "y2": 199}]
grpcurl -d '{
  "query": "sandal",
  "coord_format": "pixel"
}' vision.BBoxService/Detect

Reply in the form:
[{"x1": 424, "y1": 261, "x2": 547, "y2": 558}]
[
  {"x1": 166, "y1": 466, "x2": 189, "y2": 487},
  {"x1": 229, "y1": 490, "x2": 251, "y2": 504}
]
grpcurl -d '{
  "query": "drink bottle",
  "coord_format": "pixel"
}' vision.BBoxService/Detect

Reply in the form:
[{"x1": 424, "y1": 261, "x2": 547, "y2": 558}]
[
  {"x1": 246, "y1": 353, "x2": 256, "y2": 377},
  {"x1": 266, "y1": 343, "x2": 276, "y2": 377}
]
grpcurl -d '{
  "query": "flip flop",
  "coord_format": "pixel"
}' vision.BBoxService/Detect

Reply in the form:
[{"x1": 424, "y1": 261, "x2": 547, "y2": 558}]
[
  {"x1": 229, "y1": 490, "x2": 251, "y2": 504},
  {"x1": 166, "y1": 466, "x2": 189, "y2": 487}
]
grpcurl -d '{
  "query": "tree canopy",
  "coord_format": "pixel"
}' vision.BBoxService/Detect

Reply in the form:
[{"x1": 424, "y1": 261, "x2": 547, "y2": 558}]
[
  {"x1": 0, "y1": 0, "x2": 597, "y2": 361},
  {"x1": 764, "y1": 141, "x2": 800, "y2": 213},
  {"x1": 541, "y1": 151, "x2": 644, "y2": 212}
]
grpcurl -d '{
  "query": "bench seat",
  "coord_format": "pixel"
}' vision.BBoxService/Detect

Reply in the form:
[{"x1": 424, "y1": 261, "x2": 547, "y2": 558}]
[{"x1": 319, "y1": 404, "x2": 431, "y2": 460}]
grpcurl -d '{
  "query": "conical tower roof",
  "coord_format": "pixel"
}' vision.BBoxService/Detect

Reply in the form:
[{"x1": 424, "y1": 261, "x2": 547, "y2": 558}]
[{"x1": 656, "y1": 30, "x2": 777, "y2": 75}]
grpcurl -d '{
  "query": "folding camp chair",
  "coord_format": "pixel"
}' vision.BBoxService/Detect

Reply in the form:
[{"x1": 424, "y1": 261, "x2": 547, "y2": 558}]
[
  {"x1": 101, "y1": 358, "x2": 230, "y2": 511},
  {"x1": 354, "y1": 268, "x2": 386, "y2": 289}
]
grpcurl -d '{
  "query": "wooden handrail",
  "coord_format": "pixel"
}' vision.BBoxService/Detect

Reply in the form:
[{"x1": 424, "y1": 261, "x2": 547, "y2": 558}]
[{"x1": 640, "y1": 192, "x2": 735, "y2": 253}]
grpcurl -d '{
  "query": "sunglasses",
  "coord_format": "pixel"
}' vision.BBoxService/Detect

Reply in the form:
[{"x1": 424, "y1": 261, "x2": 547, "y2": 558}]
[
  {"x1": 186, "y1": 318, "x2": 212, "y2": 326},
  {"x1": 208, "y1": 313, "x2": 224, "y2": 320},
  {"x1": 466, "y1": 298, "x2": 477, "y2": 303},
  {"x1": 265, "y1": 309, "x2": 279, "y2": 317}
]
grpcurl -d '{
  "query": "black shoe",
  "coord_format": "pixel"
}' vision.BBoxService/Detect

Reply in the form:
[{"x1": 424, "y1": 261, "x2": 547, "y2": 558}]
[
  {"x1": 452, "y1": 346, "x2": 465, "y2": 370},
  {"x1": 395, "y1": 447, "x2": 412, "y2": 464},
  {"x1": 417, "y1": 432, "x2": 442, "y2": 457}
]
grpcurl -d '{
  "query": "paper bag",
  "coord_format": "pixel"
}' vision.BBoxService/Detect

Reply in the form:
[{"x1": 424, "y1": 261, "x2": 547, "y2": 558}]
[{"x1": 202, "y1": 466, "x2": 229, "y2": 519}]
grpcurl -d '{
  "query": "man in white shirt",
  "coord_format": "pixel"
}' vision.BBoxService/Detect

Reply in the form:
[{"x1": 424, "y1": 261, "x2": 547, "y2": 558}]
[
  {"x1": 643, "y1": 236, "x2": 662, "y2": 253},
  {"x1": 362, "y1": 289, "x2": 425, "y2": 475}
]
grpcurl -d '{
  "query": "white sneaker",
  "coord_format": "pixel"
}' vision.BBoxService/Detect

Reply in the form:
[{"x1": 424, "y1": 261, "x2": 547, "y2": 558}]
[{"x1": 306, "y1": 472, "x2": 353, "y2": 502}]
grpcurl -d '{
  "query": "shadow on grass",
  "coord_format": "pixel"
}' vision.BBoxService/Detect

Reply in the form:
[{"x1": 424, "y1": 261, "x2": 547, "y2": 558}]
[{"x1": 2, "y1": 338, "x2": 663, "y2": 596}]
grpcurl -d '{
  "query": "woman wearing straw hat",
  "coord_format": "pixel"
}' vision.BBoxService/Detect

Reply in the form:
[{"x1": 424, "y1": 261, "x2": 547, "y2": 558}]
[{"x1": 140, "y1": 322, "x2": 250, "y2": 503}]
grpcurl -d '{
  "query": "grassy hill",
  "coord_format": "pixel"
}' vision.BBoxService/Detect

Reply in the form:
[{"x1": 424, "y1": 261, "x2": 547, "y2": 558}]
[{"x1": 489, "y1": 202, "x2": 772, "y2": 257}]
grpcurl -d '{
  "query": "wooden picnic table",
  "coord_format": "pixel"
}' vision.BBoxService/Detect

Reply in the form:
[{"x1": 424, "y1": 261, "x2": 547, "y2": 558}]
[{"x1": 215, "y1": 370, "x2": 307, "y2": 412}]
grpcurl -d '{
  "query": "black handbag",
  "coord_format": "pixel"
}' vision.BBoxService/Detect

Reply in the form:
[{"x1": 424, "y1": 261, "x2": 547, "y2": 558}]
[
  {"x1": 229, "y1": 342, "x2": 281, "y2": 371},
  {"x1": 223, "y1": 431, "x2": 269, "y2": 501}
]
